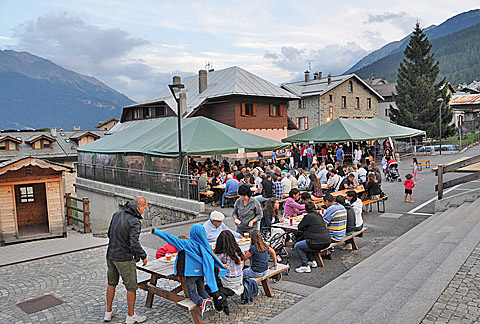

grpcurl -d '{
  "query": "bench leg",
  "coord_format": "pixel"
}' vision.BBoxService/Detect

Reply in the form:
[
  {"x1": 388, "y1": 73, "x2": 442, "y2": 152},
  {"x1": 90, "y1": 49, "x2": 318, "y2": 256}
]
[
  {"x1": 145, "y1": 274, "x2": 158, "y2": 308},
  {"x1": 314, "y1": 252, "x2": 325, "y2": 267},
  {"x1": 190, "y1": 309, "x2": 203, "y2": 324},
  {"x1": 261, "y1": 279, "x2": 274, "y2": 297},
  {"x1": 349, "y1": 237, "x2": 358, "y2": 250}
]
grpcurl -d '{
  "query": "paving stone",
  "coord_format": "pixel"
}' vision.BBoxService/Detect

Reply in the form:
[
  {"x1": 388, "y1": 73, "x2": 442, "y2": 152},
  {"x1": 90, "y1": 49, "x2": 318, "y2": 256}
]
[{"x1": 421, "y1": 243, "x2": 480, "y2": 324}]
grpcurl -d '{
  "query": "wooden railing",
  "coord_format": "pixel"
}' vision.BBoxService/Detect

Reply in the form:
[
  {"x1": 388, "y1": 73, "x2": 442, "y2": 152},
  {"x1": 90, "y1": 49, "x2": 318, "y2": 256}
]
[
  {"x1": 65, "y1": 193, "x2": 91, "y2": 233},
  {"x1": 436, "y1": 155, "x2": 480, "y2": 199}
]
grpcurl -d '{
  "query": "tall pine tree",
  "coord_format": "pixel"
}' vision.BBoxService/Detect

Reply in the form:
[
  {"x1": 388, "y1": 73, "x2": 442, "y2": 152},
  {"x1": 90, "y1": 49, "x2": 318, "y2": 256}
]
[{"x1": 390, "y1": 23, "x2": 454, "y2": 138}]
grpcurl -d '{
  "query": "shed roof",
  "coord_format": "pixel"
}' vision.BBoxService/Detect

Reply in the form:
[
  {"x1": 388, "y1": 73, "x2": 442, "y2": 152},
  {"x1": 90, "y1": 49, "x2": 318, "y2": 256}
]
[
  {"x1": 0, "y1": 156, "x2": 73, "y2": 176},
  {"x1": 451, "y1": 94, "x2": 480, "y2": 105},
  {"x1": 124, "y1": 66, "x2": 298, "y2": 116}
]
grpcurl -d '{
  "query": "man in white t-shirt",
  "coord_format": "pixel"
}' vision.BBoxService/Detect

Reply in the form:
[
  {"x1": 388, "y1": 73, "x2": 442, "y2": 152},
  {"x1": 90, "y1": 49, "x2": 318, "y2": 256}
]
[{"x1": 353, "y1": 145, "x2": 362, "y2": 165}]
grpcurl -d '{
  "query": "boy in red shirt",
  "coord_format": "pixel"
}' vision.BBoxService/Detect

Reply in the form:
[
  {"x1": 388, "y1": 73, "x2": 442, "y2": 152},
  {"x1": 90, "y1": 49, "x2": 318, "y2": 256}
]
[
  {"x1": 156, "y1": 235, "x2": 187, "y2": 259},
  {"x1": 404, "y1": 174, "x2": 415, "y2": 203}
]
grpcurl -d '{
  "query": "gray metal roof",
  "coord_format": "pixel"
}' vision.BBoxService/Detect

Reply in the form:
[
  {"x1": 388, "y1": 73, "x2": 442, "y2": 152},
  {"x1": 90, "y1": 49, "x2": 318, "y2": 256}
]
[
  {"x1": 0, "y1": 129, "x2": 107, "y2": 162},
  {"x1": 372, "y1": 82, "x2": 397, "y2": 98},
  {"x1": 125, "y1": 66, "x2": 298, "y2": 116},
  {"x1": 281, "y1": 73, "x2": 384, "y2": 100},
  {"x1": 107, "y1": 117, "x2": 176, "y2": 134}
]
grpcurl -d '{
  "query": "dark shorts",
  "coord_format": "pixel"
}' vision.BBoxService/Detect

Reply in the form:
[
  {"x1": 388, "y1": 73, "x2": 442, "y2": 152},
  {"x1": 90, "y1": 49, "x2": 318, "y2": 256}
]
[
  {"x1": 405, "y1": 189, "x2": 412, "y2": 194},
  {"x1": 107, "y1": 259, "x2": 138, "y2": 291}
]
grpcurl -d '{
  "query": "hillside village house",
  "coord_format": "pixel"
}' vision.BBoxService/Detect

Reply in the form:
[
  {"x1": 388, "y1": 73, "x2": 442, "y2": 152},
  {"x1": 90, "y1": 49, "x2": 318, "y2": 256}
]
[
  {"x1": 0, "y1": 128, "x2": 106, "y2": 194},
  {"x1": 282, "y1": 72, "x2": 384, "y2": 135},
  {"x1": 96, "y1": 118, "x2": 120, "y2": 131},
  {"x1": 113, "y1": 66, "x2": 299, "y2": 141},
  {"x1": 450, "y1": 94, "x2": 480, "y2": 133},
  {"x1": 364, "y1": 77, "x2": 397, "y2": 122}
]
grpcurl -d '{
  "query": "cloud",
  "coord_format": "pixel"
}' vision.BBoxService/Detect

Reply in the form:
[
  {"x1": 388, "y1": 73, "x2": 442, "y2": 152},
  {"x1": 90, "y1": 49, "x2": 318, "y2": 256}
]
[
  {"x1": 364, "y1": 11, "x2": 419, "y2": 33},
  {"x1": 11, "y1": 12, "x2": 163, "y2": 100},
  {"x1": 264, "y1": 43, "x2": 368, "y2": 77},
  {"x1": 0, "y1": 36, "x2": 11, "y2": 40}
]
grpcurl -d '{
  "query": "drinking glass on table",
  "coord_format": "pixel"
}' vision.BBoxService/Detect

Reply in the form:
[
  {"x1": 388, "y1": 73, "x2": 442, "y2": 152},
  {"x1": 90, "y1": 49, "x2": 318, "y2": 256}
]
[
  {"x1": 165, "y1": 253, "x2": 172, "y2": 262},
  {"x1": 244, "y1": 232, "x2": 250, "y2": 240}
]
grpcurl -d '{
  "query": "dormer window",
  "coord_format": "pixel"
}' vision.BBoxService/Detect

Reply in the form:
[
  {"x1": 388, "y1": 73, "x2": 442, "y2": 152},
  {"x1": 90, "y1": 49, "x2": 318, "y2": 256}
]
[
  {"x1": 0, "y1": 136, "x2": 22, "y2": 151},
  {"x1": 25, "y1": 135, "x2": 55, "y2": 149}
]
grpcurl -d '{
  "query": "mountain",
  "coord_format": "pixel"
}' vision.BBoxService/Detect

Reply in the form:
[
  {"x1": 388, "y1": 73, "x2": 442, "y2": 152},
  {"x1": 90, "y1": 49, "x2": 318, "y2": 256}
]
[
  {"x1": 352, "y1": 22, "x2": 480, "y2": 85},
  {"x1": 0, "y1": 50, "x2": 135, "y2": 130},
  {"x1": 345, "y1": 9, "x2": 480, "y2": 74}
]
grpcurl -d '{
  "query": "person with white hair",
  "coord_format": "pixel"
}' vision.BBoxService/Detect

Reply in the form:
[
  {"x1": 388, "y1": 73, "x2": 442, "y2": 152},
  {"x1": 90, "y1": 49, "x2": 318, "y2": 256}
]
[
  {"x1": 203, "y1": 211, "x2": 241, "y2": 243},
  {"x1": 281, "y1": 172, "x2": 291, "y2": 197}
]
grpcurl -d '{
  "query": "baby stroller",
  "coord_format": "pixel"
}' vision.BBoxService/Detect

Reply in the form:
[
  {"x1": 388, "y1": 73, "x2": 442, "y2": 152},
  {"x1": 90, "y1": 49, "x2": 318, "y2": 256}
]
[
  {"x1": 386, "y1": 159, "x2": 401, "y2": 182},
  {"x1": 263, "y1": 230, "x2": 291, "y2": 280}
]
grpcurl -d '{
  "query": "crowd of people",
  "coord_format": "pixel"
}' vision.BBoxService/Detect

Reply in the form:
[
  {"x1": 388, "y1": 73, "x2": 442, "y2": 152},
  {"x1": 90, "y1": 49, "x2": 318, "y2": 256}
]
[{"x1": 105, "y1": 140, "x2": 415, "y2": 321}]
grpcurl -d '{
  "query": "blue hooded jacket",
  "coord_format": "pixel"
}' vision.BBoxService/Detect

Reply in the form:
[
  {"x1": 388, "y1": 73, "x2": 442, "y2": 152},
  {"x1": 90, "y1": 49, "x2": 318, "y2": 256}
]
[{"x1": 152, "y1": 224, "x2": 227, "y2": 293}]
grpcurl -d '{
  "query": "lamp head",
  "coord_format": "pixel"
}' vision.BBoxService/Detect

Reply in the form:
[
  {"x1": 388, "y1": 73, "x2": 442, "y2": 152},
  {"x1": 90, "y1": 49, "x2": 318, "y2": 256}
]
[{"x1": 437, "y1": 98, "x2": 444, "y2": 102}]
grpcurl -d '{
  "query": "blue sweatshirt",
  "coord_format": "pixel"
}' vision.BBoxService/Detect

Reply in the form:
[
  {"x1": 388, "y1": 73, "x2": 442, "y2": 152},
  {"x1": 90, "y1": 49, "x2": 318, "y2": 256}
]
[{"x1": 152, "y1": 224, "x2": 227, "y2": 293}]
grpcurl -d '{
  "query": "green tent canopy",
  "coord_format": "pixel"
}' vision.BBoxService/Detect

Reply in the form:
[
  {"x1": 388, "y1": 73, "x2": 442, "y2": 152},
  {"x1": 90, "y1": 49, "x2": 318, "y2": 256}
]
[
  {"x1": 79, "y1": 116, "x2": 289, "y2": 157},
  {"x1": 282, "y1": 118, "x2": 426, "y2": 143}
]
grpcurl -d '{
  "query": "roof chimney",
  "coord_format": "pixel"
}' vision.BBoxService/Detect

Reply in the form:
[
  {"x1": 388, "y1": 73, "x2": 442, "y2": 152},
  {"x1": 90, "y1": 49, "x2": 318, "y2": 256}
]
[
  {"x1": 314, "y1": 72, "x2": 323, "y2": 80},
  {"x1": 199, "y1": 69, "x2": 207, "y2": 93},
  {"x1": 172, "y1": 76, "x2": 182, "y2": 92},
  {"x1": 318, "y1": 72, "x2": 323, "y2": 80},
  {"x1": 327, "y1": 74, "x2": 332, "y2": 85},
  {"x1": 304, "y1": 70, "x2": 310, "y2": 82},
  {"x1": 179, "y1": 93, "x2": 187, "y2": 117},
  {"x1": 50, "y1": 127, "x2": 57, "y2": 137}
]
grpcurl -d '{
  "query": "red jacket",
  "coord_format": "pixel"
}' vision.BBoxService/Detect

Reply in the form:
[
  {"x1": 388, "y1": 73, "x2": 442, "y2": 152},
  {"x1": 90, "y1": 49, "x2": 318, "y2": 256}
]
[
  {"x1": 404, "y1": 179, "x2": 415, "y2": 190},
  {"x1": 156, "y1": 243, "x2": 178, "y2": 259}
]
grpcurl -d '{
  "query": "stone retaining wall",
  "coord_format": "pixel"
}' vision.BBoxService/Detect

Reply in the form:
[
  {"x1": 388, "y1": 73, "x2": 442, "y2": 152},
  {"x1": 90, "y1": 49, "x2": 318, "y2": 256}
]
[{"x1": 75, "y1": 177, "x2": 205, "y2": 234}]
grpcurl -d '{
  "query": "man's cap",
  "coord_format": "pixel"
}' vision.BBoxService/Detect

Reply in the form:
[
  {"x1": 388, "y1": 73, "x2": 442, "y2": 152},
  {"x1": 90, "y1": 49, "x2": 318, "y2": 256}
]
[{"x1": 210, "y1": 211, "x2": 225, "y2": 221}]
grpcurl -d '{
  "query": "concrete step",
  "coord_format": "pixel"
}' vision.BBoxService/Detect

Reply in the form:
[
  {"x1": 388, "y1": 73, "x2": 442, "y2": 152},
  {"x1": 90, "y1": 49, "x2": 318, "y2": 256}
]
[{"x1": 266, "y1": 198, "x2": 480, "y2": 324}]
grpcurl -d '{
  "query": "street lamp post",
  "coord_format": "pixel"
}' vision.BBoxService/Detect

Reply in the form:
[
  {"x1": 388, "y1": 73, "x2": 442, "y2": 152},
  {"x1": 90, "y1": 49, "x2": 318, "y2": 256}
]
[
  {"x1": 168, "y1": 81, "x2": 185, "y2": 174},
  {"x1": 437, "y1": 98, "x2": 444, "y2": 155}
]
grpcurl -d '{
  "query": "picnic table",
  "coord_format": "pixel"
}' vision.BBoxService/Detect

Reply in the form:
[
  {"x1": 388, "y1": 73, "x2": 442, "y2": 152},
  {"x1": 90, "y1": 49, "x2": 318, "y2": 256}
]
[{"x1": 137, "y1": 238, "x2": 252, "y2": 323}]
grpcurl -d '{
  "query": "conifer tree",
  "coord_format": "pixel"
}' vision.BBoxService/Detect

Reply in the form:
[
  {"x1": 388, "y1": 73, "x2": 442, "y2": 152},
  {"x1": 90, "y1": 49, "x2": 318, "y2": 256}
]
[{"x1": 390, "y1": 23, "x2": 454, "y2": 138}]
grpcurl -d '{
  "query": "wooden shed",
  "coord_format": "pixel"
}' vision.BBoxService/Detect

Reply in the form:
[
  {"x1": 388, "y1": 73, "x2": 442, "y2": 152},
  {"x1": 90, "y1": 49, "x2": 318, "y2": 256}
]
[{"x1": 0, "y1": 157, "x2": 72, "y2": 245}]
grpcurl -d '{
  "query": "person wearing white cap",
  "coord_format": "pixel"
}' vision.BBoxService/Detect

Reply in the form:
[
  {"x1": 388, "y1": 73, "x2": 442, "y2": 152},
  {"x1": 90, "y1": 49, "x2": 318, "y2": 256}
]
[{"x1": 203, "y1": 211, "x2": 241, "y2": 243}]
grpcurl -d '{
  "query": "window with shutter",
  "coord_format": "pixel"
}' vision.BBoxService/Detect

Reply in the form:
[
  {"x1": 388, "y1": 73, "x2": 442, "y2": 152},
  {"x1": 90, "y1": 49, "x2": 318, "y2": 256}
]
[
  {"x1": 305, "y1": 117, "x2": 309, "y2": 130},
  {"x1": 270, "y1": 104, "x2": 281, "y2": 117},
  {"x1": 242, "y1": 103, "x2": 255, "y2": 116}
]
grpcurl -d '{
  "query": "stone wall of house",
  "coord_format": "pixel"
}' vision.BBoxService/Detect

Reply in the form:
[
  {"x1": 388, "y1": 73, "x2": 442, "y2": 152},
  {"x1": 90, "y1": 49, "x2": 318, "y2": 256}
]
[
  {"x1": 75, "y1": 177, "x2": 205, "y2": 234},
  {"x1": 287, "y1": 78, "x2": 379, "y2": 136}
]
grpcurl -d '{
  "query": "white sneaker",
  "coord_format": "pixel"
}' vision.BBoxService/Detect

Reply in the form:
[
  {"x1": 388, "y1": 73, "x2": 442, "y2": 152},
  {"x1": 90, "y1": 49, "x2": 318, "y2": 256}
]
[
  {"x1": 104, "y1": 311, "x2": 113, "y2": 322},
  {"x1": 307, "y1": 261, "x2": 318, "y2": 268},
  {"x1": 295, "y1": 266, "x2": 311, "y2": 273},
  {"x1": 126, "y1": 313, "x2": 147, "y2": 324}
]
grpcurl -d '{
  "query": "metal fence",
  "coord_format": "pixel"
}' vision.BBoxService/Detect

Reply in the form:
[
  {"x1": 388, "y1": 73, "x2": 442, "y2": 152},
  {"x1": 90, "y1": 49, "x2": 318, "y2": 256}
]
[{"x1": 77, "y1": 163, "x2": 200, "y2": 201}]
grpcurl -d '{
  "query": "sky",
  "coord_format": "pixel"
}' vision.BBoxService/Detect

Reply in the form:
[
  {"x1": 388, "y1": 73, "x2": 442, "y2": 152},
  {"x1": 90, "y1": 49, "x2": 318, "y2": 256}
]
[{"x1": 1, "y1": 1, "x2": 479, "y2": 102}]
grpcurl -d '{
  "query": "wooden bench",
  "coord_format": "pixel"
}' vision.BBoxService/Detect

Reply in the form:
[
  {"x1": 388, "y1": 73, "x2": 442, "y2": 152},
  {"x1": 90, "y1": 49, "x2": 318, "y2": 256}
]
[
  {"x1": 313, "y1": 227, "x2": 368, "y2": 267},
  {"x1": 224, "y1": 194, "x2": 239, "y2": 207},
  {"x1": 251, "y1": 263, "x2": 290, "y2": 297},
  {"x1": 362, "y1": 195, "x2": 388, "y2": 213}
]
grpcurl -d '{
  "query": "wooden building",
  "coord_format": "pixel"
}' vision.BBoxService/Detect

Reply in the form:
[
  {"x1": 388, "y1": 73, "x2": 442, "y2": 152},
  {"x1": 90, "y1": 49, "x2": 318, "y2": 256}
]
[
  {"x1": 0, "y1": 157, "x2": 72, "y2": 245},
  {"x1": 113, "y1": 66, "x2": 299, "y2": 142}
]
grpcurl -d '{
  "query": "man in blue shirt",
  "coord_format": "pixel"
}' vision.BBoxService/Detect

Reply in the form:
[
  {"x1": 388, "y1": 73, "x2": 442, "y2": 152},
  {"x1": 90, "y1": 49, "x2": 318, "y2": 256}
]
[
  {"x1": 336, "y1": 145, "x2": 345, "y2": 166},
  {"x1": 221, "y1": 174, "x2": 239, "y2": 208},
  {"x1": 203, "y1": 211, "x2": 241, "y2": 243}
]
